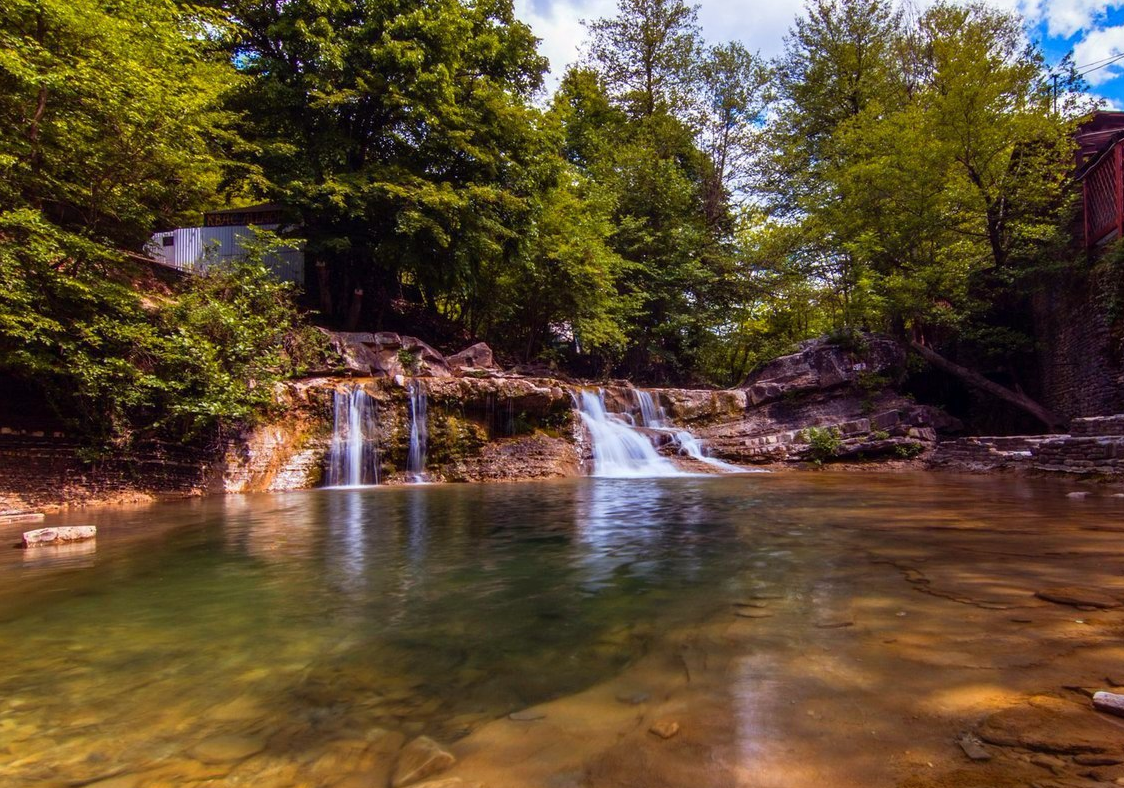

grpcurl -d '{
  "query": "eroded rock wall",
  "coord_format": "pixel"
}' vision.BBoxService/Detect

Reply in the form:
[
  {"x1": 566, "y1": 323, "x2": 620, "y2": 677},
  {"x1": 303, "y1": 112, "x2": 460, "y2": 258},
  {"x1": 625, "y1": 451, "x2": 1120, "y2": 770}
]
[{"x1": 221, "y1": 376, "x2": 582, "y2": 492}]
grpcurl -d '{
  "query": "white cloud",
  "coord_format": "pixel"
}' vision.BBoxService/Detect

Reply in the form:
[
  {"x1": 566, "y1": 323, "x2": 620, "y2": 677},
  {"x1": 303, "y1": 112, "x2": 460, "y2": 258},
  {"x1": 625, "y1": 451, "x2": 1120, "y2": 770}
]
[
  {"x1": 513, "y1": 0, "x2": 613, "y2": 87},
  {"x1": 1073, "y1": 24, "x2": 1124, "y2": 85},
  {"x1": 515, "y1": 0, "x2": 805, "y2": 91},
  {"x1": 514, "y1": 0, "x2": 1124, "y2": 92}
]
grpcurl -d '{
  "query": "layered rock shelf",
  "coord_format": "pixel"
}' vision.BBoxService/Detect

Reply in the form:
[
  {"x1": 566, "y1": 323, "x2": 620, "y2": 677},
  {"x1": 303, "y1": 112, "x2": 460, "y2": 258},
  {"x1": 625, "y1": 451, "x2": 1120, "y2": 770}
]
[{"x1": 6, "y1": 331, "x2": 1123, "y2": 511}]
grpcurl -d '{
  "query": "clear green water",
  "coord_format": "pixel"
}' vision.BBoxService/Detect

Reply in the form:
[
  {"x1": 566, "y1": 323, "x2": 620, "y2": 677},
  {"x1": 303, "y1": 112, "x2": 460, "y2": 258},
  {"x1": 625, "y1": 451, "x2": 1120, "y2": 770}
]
[
  {"x1": 1, "y1": 473, "x2": 1120, "y2": 786},
  {"x1": 0, "y1": 477, "x2": 801, "y2": 785}
]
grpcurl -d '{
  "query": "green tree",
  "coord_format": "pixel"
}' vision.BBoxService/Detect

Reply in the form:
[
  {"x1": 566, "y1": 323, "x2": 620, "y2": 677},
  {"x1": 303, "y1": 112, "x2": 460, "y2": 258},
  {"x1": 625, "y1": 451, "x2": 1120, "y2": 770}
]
[
  {"x1": 757, "y1": 0, "x2": 1085, "y2": 428},
  {"x1": 585, "y1": 0, "x2": 702, "y2": 119},
  {"x1": 0, "y1": 0, "x2": 239, "y2": 248},
  {"x1": 696, "y1": 42, "x2": 772, "y2": 229},
  {"x1": 0, "y1": 1, "x2": 317, "y2": 443},
  {"x1": 227, "y1": 0, "x2": 549, "y2": 334}
]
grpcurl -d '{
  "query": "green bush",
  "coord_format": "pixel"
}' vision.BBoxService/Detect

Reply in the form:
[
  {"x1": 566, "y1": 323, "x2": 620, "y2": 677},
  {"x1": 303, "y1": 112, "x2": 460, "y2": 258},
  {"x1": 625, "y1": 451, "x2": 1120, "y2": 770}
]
[
  {"x1": 800, "y1": 426, "x2": 842, "y2": 463},
  {"x1": 894, "y1": 441, "x2": 924, "y2": 459},
  {"x1": 397, "y1": 348, "x2": 421, "y2": 374},
  {"x1": 0, "y1": 215, "x2": 322, "y2": 444}
]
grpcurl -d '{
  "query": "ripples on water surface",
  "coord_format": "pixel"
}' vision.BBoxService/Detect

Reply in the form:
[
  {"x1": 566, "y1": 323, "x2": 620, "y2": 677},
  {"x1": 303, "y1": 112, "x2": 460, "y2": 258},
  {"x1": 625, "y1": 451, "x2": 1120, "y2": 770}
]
[{"x1": 1, "y1": 473, "x2": 1122, "y2": 786}]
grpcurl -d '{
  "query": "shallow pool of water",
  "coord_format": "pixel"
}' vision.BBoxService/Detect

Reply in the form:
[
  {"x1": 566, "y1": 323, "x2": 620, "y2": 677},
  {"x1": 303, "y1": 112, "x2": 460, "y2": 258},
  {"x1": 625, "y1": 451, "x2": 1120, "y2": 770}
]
[{"x1": 2, "y1": 473, "x2": 1123, "y2": 787}]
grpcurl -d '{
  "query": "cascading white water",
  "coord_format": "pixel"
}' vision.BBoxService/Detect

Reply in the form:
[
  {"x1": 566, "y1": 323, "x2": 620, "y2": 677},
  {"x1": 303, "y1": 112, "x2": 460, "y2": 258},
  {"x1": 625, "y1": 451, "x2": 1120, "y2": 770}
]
[
  {"x1": 577, "y1": 390, "x2": 684, "y2": 478},
  {"x1": 326, "y1": 385, "x2": 380, "y2": 487},
  {"x1": 406, "y1": 380, "x2": 428, "y2": 482},
  {"x1": 634, "y1": 389, "x2": 667, "y2": 428},
  {"x1": 670, "y1": 429, "x2": 747, "y2": 472},
  {"x1": 631, "y1": 389, "x2": 745, "y2": 473}
]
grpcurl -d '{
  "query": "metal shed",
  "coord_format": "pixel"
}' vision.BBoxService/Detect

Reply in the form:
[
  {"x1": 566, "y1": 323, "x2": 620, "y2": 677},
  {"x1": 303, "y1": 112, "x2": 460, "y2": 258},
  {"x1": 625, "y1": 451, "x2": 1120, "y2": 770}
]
[{"x1": 146, "y1": 209, "x2": 304, "y2": 285}]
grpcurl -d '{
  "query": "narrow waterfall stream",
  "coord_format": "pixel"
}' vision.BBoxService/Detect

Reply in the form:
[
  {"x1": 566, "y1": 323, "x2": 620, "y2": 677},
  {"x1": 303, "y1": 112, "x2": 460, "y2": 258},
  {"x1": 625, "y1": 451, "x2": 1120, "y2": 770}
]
[
  {"x1": 406, "y1": 380, "x2": 429, "y2": 482},
  {"x1": 632, "y1": 390, "x2": 747, "y2": 473},
  {"x1": 576, "y1": 390, "x2": 684, "y2": 478},
  {"x1": 325, "y1": 385, "x2": 380, "y2": 487}
]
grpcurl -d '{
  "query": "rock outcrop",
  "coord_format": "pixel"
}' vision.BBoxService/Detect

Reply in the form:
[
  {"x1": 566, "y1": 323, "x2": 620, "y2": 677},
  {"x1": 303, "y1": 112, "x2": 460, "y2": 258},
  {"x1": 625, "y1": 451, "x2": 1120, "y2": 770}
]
[
  {"x1": 326, "y1": 331, "x2": 506, "y2": 380},
  {"x1": 0, "y1": 331, "x2": 984, "y2": 508},
  {"x1": 661, "y1": 334, "x2": 954, "y2": 465},
  {"x1": 742, "y1": 334, "x2": 905, "y2": 406},
  {"x1": 447, "y1": 342, "x2": 498, "y2": 374},
  {"x1": 327, "y1": 332, "x2": 455, "y2": 378}
]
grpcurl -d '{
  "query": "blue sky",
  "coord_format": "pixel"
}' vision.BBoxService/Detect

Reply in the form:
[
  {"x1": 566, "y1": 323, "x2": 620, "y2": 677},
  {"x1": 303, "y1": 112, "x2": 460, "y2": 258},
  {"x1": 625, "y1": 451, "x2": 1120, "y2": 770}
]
[{"x1": 513, "y1": 0, "x2": 1124, "y2": 108}]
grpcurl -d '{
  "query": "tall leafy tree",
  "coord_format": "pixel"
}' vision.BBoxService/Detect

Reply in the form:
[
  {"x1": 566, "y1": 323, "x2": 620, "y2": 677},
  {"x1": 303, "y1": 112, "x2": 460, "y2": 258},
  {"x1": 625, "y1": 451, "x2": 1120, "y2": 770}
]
[
  {"x1": 0, "y1": 0, "x2": 314, "y2": 442},
  {"x1": 227, "y1": 0, "x2": 549, "y2": 333},
  {"x1": 578, "y1": 0, "x2": 738, "y2": 381},
  {"x1": 757, "y1": 0, "x2": 1086, "y2": 427},
  {"x1": 0, "y1": 0, "x2": 238, "y2": 248},
  {"x1": 695, "y1": 42, "x2": 771, "y2": 228},
  {"x1": 585, "y1": 0, "x2": 702, "y2": 119}
]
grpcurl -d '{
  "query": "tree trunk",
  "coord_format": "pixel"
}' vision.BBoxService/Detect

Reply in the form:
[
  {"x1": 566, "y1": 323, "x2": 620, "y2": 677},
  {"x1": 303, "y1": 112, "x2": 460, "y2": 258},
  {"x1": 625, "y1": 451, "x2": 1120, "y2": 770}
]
[
  {"x1": 345, "y1": 288, "x2": 364, "y2": 331},
  {"x1": 315, "y1": 261, "x2": 333, "y2": 318},
  {"x1": 909, "y1": 340, "x2": 1067, "y2": 432}
]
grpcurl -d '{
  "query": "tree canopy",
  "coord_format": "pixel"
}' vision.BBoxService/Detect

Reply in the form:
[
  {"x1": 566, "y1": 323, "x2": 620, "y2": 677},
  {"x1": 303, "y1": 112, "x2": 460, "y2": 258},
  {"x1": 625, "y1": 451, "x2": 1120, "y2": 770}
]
[{"x1": 0, "y1": 0, "x2": 1098, "y2": 439}]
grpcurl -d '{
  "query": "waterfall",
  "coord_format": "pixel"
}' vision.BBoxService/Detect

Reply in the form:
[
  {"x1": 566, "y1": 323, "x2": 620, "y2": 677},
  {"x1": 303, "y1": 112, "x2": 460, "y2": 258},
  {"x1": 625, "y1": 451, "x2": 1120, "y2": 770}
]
[
  {"x1": 634, "y1": 389, "x2": 667, "y2": 428},
  {"x1": 670, "y1": 429, "x2": 746, "y2": 472},
  {"x1": 406, "y1": 380, "x2": 428, "y2": 482},
  {"x1": 326, "y1": 385, "x2": 380, "y2": 487},
  {"x1": 631, "y1": 389, "x2": 746, "y2": 473},
  {"x1": 576, "y1": 390, "x2": 684, "y2": 478}
]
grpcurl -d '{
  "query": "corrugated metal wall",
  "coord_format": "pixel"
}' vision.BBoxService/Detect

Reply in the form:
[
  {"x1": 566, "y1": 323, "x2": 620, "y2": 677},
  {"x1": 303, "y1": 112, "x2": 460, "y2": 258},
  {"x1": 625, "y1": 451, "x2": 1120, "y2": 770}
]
[{"x1": 146, "y1": 225, "x2": 304, "y2": 285}]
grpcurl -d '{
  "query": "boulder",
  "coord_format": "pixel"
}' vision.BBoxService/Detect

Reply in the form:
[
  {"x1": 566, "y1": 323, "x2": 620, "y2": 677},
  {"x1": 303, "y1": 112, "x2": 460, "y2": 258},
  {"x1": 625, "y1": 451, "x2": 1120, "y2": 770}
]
[
  {"x1": 400, "y1": 336, "x2": 452, "y2": 378},
  {"x1": 22, "y1": 525, "x2": 96, "y2": 548},
  {"x1": 447, "y1": 343, "x2": 498, "y2": 374},
  {"x1": 1093, "y1": 692, "x2": 1124, "y2": 718},
  {"x1": 324, "y1": 332, "x2": 452, "y2": 378},
  {"x1": 741, "y1": 333, "x2": 905, "y2": 406},
  {"x1": 391, "y1": 736, "x2": 456, "y2": 788}
]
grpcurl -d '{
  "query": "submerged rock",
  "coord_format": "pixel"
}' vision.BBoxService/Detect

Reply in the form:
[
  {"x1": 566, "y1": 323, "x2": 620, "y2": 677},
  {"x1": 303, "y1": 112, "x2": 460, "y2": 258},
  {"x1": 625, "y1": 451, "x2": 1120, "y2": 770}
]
[
  {"x1": 392, "y1": 736, "x2": 456, "y2": 788},
  {"x1": 614, "y1": 691, "x2": 650, "y2": 705},
  {"x1": 188, "y1": 733, "x2": 265, "y2": 764},
  {"x1": 649, "y1": 720, "x2": 681, "y2": 739},
  {"x1": 956, "y1": 733, "x2": 992, "y2": 761},
  {"x1": 978, "y1": 694, "x2": 1119, "y2": 754},
  {"x1": 508, "y1": 709, "x2": 547, "y2": 721},
  {"x1": 1035, "y1": 587, "x2": 1122, "y2": 609}
]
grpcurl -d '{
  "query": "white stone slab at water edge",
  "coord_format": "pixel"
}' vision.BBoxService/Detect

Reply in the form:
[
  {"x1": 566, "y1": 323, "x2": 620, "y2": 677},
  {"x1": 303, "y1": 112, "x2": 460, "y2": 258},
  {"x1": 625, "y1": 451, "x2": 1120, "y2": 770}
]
[{"x1": 22, "y1": 525, "x2": 96, "y2": 548}]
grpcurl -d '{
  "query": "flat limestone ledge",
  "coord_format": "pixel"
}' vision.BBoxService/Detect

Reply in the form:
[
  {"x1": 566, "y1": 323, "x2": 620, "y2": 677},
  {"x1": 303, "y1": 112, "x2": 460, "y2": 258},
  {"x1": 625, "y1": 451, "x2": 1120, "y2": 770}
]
[{"x1": 22, "y1": 525, "x2": 96, "y2": 548}]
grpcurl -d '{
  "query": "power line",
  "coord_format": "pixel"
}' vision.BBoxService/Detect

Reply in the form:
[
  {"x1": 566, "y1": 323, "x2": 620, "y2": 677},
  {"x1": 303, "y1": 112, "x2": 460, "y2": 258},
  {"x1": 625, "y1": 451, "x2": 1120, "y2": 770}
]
[
  {"x1": 1074, "y1": 52, "x2": 1124, "y2": 70},
  {"x1": 1077, "y1": 51, "x2": 1124, "y2": 77}
]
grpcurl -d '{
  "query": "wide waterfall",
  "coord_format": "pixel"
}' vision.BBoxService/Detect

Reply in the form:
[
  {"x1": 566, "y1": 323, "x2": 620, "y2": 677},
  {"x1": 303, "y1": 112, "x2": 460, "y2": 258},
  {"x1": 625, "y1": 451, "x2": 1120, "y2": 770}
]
[
  {"x1": 406, "y1": 380, "x2": 429, "y2": 482},
  {"x1": 576, "y1": 390, "x2": 684, "y2": 478},
  {"x1": 326, "y1": 385, "x2": 380, "y2": 487}
]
